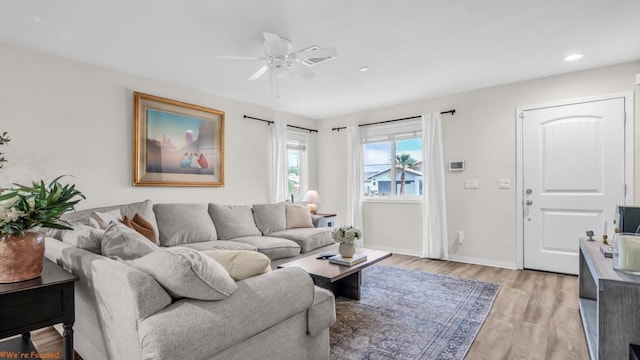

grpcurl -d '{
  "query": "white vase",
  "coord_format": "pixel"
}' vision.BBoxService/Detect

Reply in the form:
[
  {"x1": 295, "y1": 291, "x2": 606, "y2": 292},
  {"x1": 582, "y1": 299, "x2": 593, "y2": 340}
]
[{"x1": 339, "y1": 243, "x2": 356, "y2": 258}]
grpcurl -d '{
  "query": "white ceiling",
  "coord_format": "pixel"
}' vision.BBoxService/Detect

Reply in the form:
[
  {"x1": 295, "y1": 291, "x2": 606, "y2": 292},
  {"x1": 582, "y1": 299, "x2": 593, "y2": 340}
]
[{"x1": 1, "y1": 0, "x2": 639, "y2": 119}]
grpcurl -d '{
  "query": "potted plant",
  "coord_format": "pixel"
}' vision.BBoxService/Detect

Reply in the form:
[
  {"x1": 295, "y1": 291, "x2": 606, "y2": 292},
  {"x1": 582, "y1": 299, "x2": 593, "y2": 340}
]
[
  {"x1": 0, "y1": 132, "x2": 85, "y2": 283},
  {"x1": 332, "y1": 225, "x2": 362, "y2": 258}
]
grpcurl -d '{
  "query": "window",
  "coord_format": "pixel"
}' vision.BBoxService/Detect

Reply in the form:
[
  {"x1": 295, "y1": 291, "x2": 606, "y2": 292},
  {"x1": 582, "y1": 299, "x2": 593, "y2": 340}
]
[
  {"x1": 362, "y1": 120, "x2": 423, "y2": 198},
  {"x1": 287, "y1": 131, "x2": 309, "y2": 201}
]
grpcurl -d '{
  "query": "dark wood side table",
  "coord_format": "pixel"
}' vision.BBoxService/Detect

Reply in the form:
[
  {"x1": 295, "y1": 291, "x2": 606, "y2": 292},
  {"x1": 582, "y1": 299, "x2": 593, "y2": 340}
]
[{"x1": 0, "y1": 258, "x2": 77, "y2": 360}]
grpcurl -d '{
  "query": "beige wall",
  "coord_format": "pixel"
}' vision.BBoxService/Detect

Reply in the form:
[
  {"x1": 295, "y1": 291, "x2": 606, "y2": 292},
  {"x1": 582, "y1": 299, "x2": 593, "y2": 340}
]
[
  {"x1": 319, "y1": 61, "x2": 640, "y2": 266},
  {"x1": 0, "y1": 43, "x2": 318, "y2": 209},
  {"x1": 2, "y1": 41, "x2": 638, "y2": 267}
]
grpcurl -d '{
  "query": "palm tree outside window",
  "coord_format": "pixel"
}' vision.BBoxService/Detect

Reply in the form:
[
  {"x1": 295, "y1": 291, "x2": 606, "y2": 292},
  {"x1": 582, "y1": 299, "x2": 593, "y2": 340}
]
[{"x1": 363, "y1": 136, "x2": 423, "y2": 197}]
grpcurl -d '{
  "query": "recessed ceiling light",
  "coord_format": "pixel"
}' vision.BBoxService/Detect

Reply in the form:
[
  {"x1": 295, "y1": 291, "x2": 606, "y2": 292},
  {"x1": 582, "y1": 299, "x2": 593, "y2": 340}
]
[
  {"x1": 360, "y1": 66, "x2": 369, "y2": 72},
  {"x1": 31, "y1": 15, "x2": 43, "y2": 23},
  {"x1": 563, "y1": 54, "x2": 583, "y2": 62}
]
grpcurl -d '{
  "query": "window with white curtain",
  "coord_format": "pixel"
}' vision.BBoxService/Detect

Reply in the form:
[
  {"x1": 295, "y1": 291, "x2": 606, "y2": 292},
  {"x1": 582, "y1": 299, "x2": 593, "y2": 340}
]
[
  {"x1": 362, "y1": 119, "x2": 423, "y2": 198},
  {"x1": 287, "y1": 130, "x2": 309, "y2": 201}
]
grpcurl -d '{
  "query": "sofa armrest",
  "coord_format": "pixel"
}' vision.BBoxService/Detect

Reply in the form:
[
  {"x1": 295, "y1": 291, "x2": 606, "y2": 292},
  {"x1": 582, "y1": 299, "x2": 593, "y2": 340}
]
[
  {"x1": 138, "y1": 267, "x2": 316, "y2": 360},
  {"x1": 308, "y1": 286, "x2": 336, "y2": 335},
  {"x1": 45, "y1": 238, "x2": 172, "y2": 360}
]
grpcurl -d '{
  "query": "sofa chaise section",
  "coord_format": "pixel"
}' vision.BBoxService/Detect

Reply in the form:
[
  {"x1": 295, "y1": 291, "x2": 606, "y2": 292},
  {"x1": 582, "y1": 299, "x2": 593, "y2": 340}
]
[{"x1": 138, "y1": 267, "x2": 317, "y2": 360}]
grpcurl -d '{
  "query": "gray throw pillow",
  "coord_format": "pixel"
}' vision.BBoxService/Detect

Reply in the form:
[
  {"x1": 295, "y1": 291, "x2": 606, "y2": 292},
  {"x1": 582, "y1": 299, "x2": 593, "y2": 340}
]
[
  {"x1": 128, "y1": 247, "x2": 237, "y2": 300},
  {"x1": 60, "y1": 223, "x2": 105, "y2": 254},
  {"x1": 61, "y1": 200, "x2": 159, "y2": 243},
  {"x1": 252, "y1": 203, "x2": 286, "y2": 234},
  {"x1": 101, "y1": 222, "x2": 158, "y2": 261},
  {"x1": 208, "y1": 204, "x2": 262, "y2": 240},
  {"x1": 153, "y1": 203, "x2": 218, "y2": 246}
]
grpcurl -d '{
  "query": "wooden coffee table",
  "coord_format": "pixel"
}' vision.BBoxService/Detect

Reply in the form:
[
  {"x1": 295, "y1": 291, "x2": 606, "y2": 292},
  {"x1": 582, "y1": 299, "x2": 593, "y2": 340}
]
[{"x1": 278, "y1": 248, "x2": 392, "y2": 300}]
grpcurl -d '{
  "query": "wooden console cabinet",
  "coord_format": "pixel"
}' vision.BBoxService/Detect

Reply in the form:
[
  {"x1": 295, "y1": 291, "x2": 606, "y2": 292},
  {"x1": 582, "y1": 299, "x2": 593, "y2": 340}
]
[{"x1": 579, "y1": 239, "x2": 640, "y2": 359}]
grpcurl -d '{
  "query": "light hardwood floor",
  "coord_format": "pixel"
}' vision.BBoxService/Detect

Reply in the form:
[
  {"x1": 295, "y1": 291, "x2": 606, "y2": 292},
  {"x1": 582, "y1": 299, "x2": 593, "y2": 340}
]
[
  {"x1": 381, "y1": 255, "x2": 589, "y2": 360},
  {"x1": 31, "y1": 255, "x2": 589, "y2": 360}
]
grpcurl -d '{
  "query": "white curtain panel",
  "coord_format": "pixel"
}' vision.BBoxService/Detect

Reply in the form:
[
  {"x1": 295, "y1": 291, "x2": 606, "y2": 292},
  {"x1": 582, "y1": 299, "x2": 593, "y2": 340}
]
[
  {"x1": 346, "y1": 125, "x2": 364, "y2": 241},
  {"x1": 271, "y1": 120, "x2": 288, "y2": 203},
  {"x1": 422, "y1": 113, "x2": 449, "y2": 259}
]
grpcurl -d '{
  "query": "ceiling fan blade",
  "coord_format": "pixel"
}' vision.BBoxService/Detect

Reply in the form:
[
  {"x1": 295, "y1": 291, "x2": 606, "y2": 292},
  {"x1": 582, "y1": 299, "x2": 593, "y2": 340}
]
[
  {"x1": 217, "y1": 55, "x2": 265, "y2": 60},
  {"x1": 286, "y1": 62, "x2": 315, "y2": 80},
  {"x1": 248, "y1": 65, "x2": 269, "y2": 80},
  {"x1": 263, "y1": 32, "x2": 285, "y2": 56},
  {"x1": 293, "y1": 48, "x2": 337, "y2": 60}
]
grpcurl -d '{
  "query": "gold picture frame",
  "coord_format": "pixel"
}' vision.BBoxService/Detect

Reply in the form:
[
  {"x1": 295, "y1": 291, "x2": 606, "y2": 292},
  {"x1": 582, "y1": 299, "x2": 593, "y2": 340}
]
[{"x1": 133, "y1": 92, "x2": 224, "y2": 187}]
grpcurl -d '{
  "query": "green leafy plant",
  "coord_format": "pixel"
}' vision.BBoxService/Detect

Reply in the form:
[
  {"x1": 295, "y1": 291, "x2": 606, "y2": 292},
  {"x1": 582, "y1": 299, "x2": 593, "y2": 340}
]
[
  {"x1": 0, "y1": 132, "x2": 10, "y2": 169},
  {"x1": 0, "y1": 131, "x2": 85, "y2": 236},
  {"x1": 0, "y1": 176, "x2": 85, "y2": 236}
]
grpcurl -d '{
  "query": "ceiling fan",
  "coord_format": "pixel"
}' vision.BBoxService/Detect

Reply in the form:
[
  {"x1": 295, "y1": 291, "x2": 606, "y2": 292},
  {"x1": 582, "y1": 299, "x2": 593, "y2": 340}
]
[{"x1": 217, "y1": 32, "x2": 337, "y2": 96}]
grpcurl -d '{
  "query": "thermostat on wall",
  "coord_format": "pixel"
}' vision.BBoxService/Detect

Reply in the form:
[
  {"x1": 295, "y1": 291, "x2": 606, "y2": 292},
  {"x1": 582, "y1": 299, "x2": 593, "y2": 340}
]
[{"x1": 449, "y1": 160, "x2": 465, "y2": 172}]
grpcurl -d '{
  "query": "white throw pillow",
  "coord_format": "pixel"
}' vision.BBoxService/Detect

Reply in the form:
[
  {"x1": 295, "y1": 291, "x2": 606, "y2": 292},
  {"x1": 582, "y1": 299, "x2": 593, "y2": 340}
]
[
  {"x1": 129, "y1": 247, "x2": 237, "y2": 300},
  {"x1": 201, "y1": 250, "x2": 271, "y2": 281}
]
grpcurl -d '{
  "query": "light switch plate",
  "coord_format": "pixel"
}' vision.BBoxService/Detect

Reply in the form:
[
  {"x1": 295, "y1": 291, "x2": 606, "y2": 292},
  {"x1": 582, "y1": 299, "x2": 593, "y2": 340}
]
[
  {"x1": 499, "y1": 179, "x2": 511, "y2": 189},
  {"x1": 464, "y1": 179, "x2": 479, "y2": 189}
]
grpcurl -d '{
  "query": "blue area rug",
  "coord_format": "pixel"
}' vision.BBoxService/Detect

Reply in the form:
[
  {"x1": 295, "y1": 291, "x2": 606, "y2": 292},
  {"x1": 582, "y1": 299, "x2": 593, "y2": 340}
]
[{"x1": 330, "y1": 265, "x2": 500, "y2": 360}]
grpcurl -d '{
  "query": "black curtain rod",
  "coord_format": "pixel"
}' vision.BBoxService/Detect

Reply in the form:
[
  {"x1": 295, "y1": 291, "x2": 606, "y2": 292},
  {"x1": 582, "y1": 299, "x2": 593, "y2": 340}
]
[
  {"x1": 243, "y1": 115, "x2": 318, "y2": 133},
  {"x1": 331, "y1": 109, "x2": 456, "y2": 132}
]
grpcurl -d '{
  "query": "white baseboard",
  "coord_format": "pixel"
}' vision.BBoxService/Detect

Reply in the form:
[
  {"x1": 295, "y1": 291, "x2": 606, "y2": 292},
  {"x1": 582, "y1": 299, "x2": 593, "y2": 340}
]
[
  {"x1": 364, "y1": 244, "x2": 518, "y2": 270},
  {"x1": 447, "y1": 254, "x2": 518, "y2": 270},
  {"x1": 364, "y1": 244, "x2": 422, "y2": 257}
]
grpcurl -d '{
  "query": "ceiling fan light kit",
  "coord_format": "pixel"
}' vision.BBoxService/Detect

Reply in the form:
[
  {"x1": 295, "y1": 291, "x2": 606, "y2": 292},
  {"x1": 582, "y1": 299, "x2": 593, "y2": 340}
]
[{"x1": 218, "y1": 32, "x2": 337, "y2": 98}]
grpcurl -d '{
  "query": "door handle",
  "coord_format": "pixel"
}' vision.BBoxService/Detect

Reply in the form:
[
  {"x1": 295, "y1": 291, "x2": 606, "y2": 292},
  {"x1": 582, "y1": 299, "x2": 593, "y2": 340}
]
[{"x1": 525, "y1": 200, "x2": 533, "y2": 206}]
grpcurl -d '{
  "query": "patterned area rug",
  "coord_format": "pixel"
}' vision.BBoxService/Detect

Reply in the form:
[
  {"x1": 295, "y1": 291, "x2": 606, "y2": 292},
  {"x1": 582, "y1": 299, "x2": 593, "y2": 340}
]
[{"x1": 330, "y1": 265, "x2": 500, "y2": 360}]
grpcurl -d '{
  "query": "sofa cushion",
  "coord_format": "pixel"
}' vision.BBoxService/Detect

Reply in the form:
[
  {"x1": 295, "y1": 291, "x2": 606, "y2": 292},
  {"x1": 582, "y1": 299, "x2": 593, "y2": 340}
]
[
  {"x1": 153, "y1": 203, "x2": 217, "y2": 246},
  {"x1": 121, "y1": 213, "x2": 157, "y2": 243},
  {"x1": 230, "y1": 236, "x2": 300, "y2": 260},
  {"x1": 129, "y1": 247, "x2": 237, "y2": 301},
  {"x1": 208, "y1": 204, "x2": 261, "y2": 240},
  {"x1": 101, "y1": 222, "x2": 158, "y2": 260},
  {"x1": 178, "y1": 240, "x2": 258, "y2": 252},
  {"x1": 137, "y1": 267, "x2": 314, "y2": 360},
  {"x1": 285, "y1": 204, "x2": 314, "y2": 229},
  {"x1": 252, "y1": 203, "x2": 286, "y2": 234},
  {"x1": 60, "y1": 223, "x2": 104, "y2": 254},
  {"x1": 268, "y1": 228, "x2": 334, "y2": 253},
  {"x1": 201, "y1": 250, "x2": 271, "y2": 281},
  {"x1": 61, "y1": 199, "x2": 159, "y2": 243}
]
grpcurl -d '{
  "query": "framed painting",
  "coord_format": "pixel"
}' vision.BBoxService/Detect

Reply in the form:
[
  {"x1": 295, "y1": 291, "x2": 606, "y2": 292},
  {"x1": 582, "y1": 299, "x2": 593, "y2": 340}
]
[{"x1": 133, "y1": 92, "x2": 224, "y2": 187}]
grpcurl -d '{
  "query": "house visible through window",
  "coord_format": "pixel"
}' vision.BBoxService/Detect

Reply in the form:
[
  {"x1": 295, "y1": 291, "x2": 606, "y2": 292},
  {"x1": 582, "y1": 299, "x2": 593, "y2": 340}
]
[
  {"x1": 287, "y1": 131, "x2": 309, "y2": 201},
  {"x1": 362, "y1": 120, "x2": 423, "y2": 198}
]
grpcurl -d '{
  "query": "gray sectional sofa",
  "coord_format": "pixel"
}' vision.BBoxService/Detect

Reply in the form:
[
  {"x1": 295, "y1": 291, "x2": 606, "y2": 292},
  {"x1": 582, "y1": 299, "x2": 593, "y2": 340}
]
[{"x1": 44, "y1": 200, "x2": 337, "y2": 360}]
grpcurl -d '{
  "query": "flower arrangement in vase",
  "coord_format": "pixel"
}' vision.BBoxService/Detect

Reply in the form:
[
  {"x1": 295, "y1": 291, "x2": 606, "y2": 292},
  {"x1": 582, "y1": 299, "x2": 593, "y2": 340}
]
[
  {"x1": 0, "y1": 131, "x2": 85, "y2": 283},
  {"x1": 332, "y1": 225, "x2": 362, "y2": 258}
]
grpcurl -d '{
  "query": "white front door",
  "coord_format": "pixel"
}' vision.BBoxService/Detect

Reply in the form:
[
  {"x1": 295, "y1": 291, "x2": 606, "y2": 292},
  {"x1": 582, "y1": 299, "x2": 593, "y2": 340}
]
[{"x1": 520, "y1": 96, "x2": 628, "y2": 274}]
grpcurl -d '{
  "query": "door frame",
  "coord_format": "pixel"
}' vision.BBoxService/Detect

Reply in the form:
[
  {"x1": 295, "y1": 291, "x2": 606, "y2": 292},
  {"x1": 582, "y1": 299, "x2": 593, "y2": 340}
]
[{"x1": 515, "y1": 92, "x2": 634, "y2": 270}]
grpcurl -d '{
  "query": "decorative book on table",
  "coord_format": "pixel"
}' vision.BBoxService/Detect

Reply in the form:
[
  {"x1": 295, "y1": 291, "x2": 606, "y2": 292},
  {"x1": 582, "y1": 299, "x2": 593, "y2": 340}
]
[{"x1": 329, "y1": 253, "x2": 367, "y2": 266}]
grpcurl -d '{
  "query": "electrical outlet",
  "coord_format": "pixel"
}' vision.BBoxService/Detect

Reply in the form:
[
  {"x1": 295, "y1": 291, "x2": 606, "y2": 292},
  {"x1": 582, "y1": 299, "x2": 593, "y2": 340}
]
[
  {"x1": 457, "y1": 231, "x2": 465, "y2": 243},
  {"x1": 464, "y1": 179, "x2": 479, "y2": 189},
  {"x1": 499, "y1": 179, "x2": 511, "y2": 189}
]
